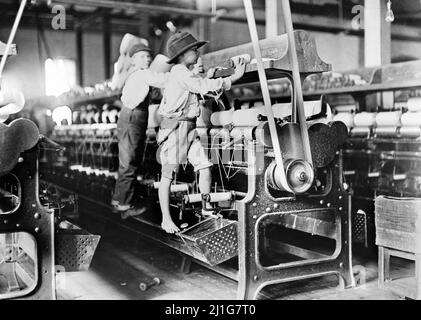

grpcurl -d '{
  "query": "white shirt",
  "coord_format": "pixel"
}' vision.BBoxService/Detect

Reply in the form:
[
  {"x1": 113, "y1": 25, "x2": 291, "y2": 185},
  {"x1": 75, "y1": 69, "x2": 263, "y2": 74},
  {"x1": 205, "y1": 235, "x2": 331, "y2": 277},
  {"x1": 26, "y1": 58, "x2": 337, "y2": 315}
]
[
  {"x1": 158, "y1": 64, "x2": 231, "y2": 119},
  {"x1": 121, "y1": 69, "x2": 169, "y2": 110}
]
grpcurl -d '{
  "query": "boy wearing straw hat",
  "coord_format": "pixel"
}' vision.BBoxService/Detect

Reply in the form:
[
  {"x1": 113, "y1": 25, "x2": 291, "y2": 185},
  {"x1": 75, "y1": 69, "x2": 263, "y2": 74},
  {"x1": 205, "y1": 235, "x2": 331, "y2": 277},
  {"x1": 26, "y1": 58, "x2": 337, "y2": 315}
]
[{"x1": 157, "y1": 31, "x2": 246, "y2": 234}]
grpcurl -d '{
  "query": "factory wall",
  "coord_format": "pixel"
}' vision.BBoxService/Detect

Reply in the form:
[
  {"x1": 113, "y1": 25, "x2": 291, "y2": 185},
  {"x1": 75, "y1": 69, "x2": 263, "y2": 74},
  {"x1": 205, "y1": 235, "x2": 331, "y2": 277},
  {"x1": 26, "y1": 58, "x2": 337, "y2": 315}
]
[
  {"x1": 0, "y1": 27, "x2": 124, "y2": 100},
  {"x1": 392, "y1": 39, "x2": 421, "y2": 62}
]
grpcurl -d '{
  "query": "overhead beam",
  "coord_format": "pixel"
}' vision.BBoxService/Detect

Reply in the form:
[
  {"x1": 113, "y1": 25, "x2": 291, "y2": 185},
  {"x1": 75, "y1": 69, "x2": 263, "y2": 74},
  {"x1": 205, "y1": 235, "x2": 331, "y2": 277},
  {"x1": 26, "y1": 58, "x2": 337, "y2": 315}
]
[
  {"x1": 50, "y1": 0, "x2": 218, "y2": 18},
  {"x1": 1, "y1": 3, "x2": 421, "y2": 42},
  {"x1": 74, "y1": 8, "x2": 106, "y2": 28}
]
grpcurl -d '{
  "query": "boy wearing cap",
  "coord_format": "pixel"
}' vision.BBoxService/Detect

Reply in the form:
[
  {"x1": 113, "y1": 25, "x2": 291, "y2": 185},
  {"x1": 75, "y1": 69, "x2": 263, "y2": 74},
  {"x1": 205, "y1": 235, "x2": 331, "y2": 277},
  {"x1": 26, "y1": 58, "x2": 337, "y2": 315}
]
[
  {"x1": 157, "y1": 31, "x2": 246, "y2": 234},
  {"x1": 113, "y1": 43, "x2": 169, "y2": 219}
]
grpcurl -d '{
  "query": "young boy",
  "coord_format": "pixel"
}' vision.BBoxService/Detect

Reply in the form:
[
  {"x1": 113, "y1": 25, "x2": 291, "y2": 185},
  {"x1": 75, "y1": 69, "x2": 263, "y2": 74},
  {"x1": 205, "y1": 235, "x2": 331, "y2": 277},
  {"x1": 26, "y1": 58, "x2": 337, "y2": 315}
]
[
  {"x1": 157, "y1": 31, "x2": 246, "y2": 234},
  {"x1": 113, "y1": 42, "x2": 169, "y2": 219}
]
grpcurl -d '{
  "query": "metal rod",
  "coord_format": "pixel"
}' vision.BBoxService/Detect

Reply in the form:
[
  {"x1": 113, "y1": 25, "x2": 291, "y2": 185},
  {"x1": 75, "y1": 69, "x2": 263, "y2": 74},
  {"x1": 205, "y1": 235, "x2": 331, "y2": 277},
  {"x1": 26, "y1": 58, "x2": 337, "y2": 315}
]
[
  {"x1": 243, "y1": 0, "x2": 292, "y2": 193},
  {"x1": 281, "y1": 0, "x2": 313, "y2": 165},
  {"x1": 102, "y1": 12, "x2": 111, "y2": 79},
  {"x1": 51, "y1": 0, "x2": 218, "y2": 18},
  {"x1": 76, "y1": 25, "x2": 84, "y2": 86},
  {"x1": 0, "y1": 0, "x2": 27, "y2": 80}
]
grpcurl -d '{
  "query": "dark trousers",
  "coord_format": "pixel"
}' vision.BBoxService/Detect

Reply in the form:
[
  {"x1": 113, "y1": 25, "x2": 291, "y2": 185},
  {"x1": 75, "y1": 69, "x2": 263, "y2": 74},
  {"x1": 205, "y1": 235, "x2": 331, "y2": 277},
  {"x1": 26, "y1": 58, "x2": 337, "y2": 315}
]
[{"x1": 113, "y1": 107, "x2": 148, "y2": 207}]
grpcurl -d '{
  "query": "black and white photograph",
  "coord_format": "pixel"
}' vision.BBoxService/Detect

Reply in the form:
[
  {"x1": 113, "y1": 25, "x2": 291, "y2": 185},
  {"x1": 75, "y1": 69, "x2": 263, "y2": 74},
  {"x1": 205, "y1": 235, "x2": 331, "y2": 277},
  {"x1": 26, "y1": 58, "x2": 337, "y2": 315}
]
[{"x1": 1, "y1": 0, "x2": 421, "y2": 305}]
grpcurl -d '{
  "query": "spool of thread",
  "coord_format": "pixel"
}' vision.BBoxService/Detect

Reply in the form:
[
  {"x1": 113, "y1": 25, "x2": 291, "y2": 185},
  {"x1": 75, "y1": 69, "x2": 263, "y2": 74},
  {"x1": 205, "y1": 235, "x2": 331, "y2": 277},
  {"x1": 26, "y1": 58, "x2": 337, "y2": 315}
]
[
  {"x1": 407, "y1": 97, "x2": 421, "y2": 112},
  {"x1": 101, "y1": 110, "x2": 109, "y2": 124},
  {"x1": 333, "y1": 113, "x2": 354, "y2": 128},
  {"x1": 94, "y1": 112, "x2": 101, "y2": 124},
  {"x1": 232, "y1": 107, "x2": 264, "y2": 127},
  {"x1": 375, "y1": 126, "x2": 399, "y2": 137},
  {"x1": 203, "y1": 192, "x2": 233, "y2": 203},
  {"x1": 80, "y1": 110, "x2": 88, "y2": 124},
  {"x1": 375, "y1": 111, "x2": 401, "y2": 127},
  {"x1": 400, "y1": 126, "x2": 421, "y2": 138},
  {"x1": 108, "y1": 109, "x2": 119, "y2": 123},
  {"x1": 210, "y1": 110, "x2": 234, "y2": 127},
  {"x1": 272, "y1": 100, "x2": 324, "y2": 119},
  {"x1": 184, "y1": 193, "x2": 202, "y2": 204},
  {"x1": 230, "y1": 101, "x2": 331, "y2": 128},
  {"x1": 353, "y1": 112, "x2": 377, "y2": 127},
  {"x1": 153, "y1": 182, "x2": 189, "y2": 193},
  {"x1": 351, "y1": 126, "x2": 371, "y2": 137},
  {"x1": 401, "y1": 112, "x2": 421, "y2": 127},
  {"x1": 72, "y1": 111, "x2": 80, "y2": 124},
  {"x1": 148, "y1": 104, "x2": 162, "y2": 128}
]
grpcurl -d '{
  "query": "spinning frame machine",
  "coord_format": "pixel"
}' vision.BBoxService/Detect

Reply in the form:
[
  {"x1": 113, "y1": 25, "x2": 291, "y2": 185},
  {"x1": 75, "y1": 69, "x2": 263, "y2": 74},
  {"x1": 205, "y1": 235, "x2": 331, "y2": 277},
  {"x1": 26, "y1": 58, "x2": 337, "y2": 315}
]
[
  {"x1": 44, "y1": 0, "x2": 356, "y2": 299},
  {"x1": 1, "y1": 0, "x2": 100, "y2": 300},
  {"x1": 197, "y1": 0, "x2": 355, "y2": 299}
]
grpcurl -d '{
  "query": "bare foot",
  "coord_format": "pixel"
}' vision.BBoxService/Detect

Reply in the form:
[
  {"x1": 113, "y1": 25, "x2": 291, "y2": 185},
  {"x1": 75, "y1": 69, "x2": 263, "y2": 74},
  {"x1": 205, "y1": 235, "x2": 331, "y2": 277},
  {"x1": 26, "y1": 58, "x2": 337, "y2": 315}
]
[{"x1": 161, "y1": 219, "x2": 180, "y2": 234}]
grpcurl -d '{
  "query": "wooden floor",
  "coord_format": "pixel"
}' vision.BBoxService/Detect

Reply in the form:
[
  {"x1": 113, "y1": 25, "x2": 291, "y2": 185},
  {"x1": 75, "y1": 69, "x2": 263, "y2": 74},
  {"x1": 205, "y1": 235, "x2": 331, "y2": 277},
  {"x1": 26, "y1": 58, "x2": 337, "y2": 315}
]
[{"x1": 56, "y1": 230, "x2": 413, "y2": 300}]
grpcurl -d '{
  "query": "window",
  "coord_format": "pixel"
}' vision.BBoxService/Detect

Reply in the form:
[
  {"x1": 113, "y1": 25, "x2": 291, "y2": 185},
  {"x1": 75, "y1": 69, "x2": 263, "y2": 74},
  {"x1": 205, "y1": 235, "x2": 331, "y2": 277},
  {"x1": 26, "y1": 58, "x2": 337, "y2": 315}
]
[{"x1": 45, "y1": 58, "x2": 76, "y2": 97}]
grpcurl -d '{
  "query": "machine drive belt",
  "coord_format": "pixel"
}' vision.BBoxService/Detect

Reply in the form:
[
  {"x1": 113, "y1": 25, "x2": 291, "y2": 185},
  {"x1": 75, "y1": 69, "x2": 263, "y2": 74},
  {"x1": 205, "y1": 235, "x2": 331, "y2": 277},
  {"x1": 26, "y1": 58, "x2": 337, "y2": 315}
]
[
  {"x1": 243, "y1": 0, "x2": 293, "y2": 193},
  {"x1": 281, "y1": 0, "x2": 313, "y2": 165}
]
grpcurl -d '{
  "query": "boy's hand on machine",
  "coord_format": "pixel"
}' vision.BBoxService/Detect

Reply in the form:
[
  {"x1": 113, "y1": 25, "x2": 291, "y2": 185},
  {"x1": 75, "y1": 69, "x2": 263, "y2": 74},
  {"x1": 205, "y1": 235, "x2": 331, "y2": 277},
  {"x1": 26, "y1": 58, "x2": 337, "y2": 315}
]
[
  {"x1": 161, "y1": 219, "x2": 180, "y2": 234},
  {"x1": 206, "y1": 67, "x2": 217, "y2": 79},
  {"x1": 229, "y1": 57, "x2": 247, "y2": 83}
]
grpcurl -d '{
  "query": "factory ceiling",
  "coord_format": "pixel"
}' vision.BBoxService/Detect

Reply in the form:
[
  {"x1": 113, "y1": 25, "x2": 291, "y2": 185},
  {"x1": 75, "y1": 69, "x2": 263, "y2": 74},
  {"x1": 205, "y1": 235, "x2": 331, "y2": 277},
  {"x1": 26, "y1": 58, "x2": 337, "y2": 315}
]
[{"x1": 0, "y1": 0, "x2": 420, "y2": 35}]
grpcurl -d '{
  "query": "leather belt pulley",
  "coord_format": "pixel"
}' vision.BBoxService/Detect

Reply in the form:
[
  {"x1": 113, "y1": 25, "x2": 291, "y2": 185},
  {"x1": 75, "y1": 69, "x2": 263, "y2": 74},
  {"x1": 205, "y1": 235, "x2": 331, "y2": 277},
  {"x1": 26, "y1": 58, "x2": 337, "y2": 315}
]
[{"x1": 243, "y1": 0, "x2": 314, "y2": 194}]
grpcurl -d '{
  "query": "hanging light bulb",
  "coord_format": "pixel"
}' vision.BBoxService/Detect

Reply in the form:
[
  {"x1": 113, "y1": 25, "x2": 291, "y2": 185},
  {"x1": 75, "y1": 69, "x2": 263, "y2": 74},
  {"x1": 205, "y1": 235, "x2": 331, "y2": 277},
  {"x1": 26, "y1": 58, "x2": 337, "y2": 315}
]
[{"x1": 385, "y1": 0, "x2": 395, "y2": 23}]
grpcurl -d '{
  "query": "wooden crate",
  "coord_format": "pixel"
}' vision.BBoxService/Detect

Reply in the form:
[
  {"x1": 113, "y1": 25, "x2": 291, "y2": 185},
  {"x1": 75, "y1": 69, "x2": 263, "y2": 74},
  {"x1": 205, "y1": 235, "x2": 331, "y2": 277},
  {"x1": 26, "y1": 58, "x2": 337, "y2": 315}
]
[
  {"x1": 375, "y1": 196, "x2": 421, "y2": 253},
  {"x1": 375, "y1": 196, "x2": 421, "y2": 300}
]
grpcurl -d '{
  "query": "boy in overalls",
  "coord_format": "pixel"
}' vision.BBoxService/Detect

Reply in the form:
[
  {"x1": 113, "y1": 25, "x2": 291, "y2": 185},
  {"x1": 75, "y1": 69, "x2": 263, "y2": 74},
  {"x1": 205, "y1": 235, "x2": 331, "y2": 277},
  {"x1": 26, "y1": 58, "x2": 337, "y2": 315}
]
[
  {"x1": 113, "y1": 43, "x2": 169, "y2": 219},
  {"x1": 157, "y1": 32, "x2": 246, "y2": 233}
]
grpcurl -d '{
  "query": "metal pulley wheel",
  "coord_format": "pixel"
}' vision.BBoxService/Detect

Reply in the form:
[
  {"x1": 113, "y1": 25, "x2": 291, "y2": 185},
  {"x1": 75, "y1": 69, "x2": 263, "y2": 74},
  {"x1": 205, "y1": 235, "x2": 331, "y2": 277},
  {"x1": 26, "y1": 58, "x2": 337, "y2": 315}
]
[{"x1": 267, "y1": 159, "x2": 314, "y2": 194}]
